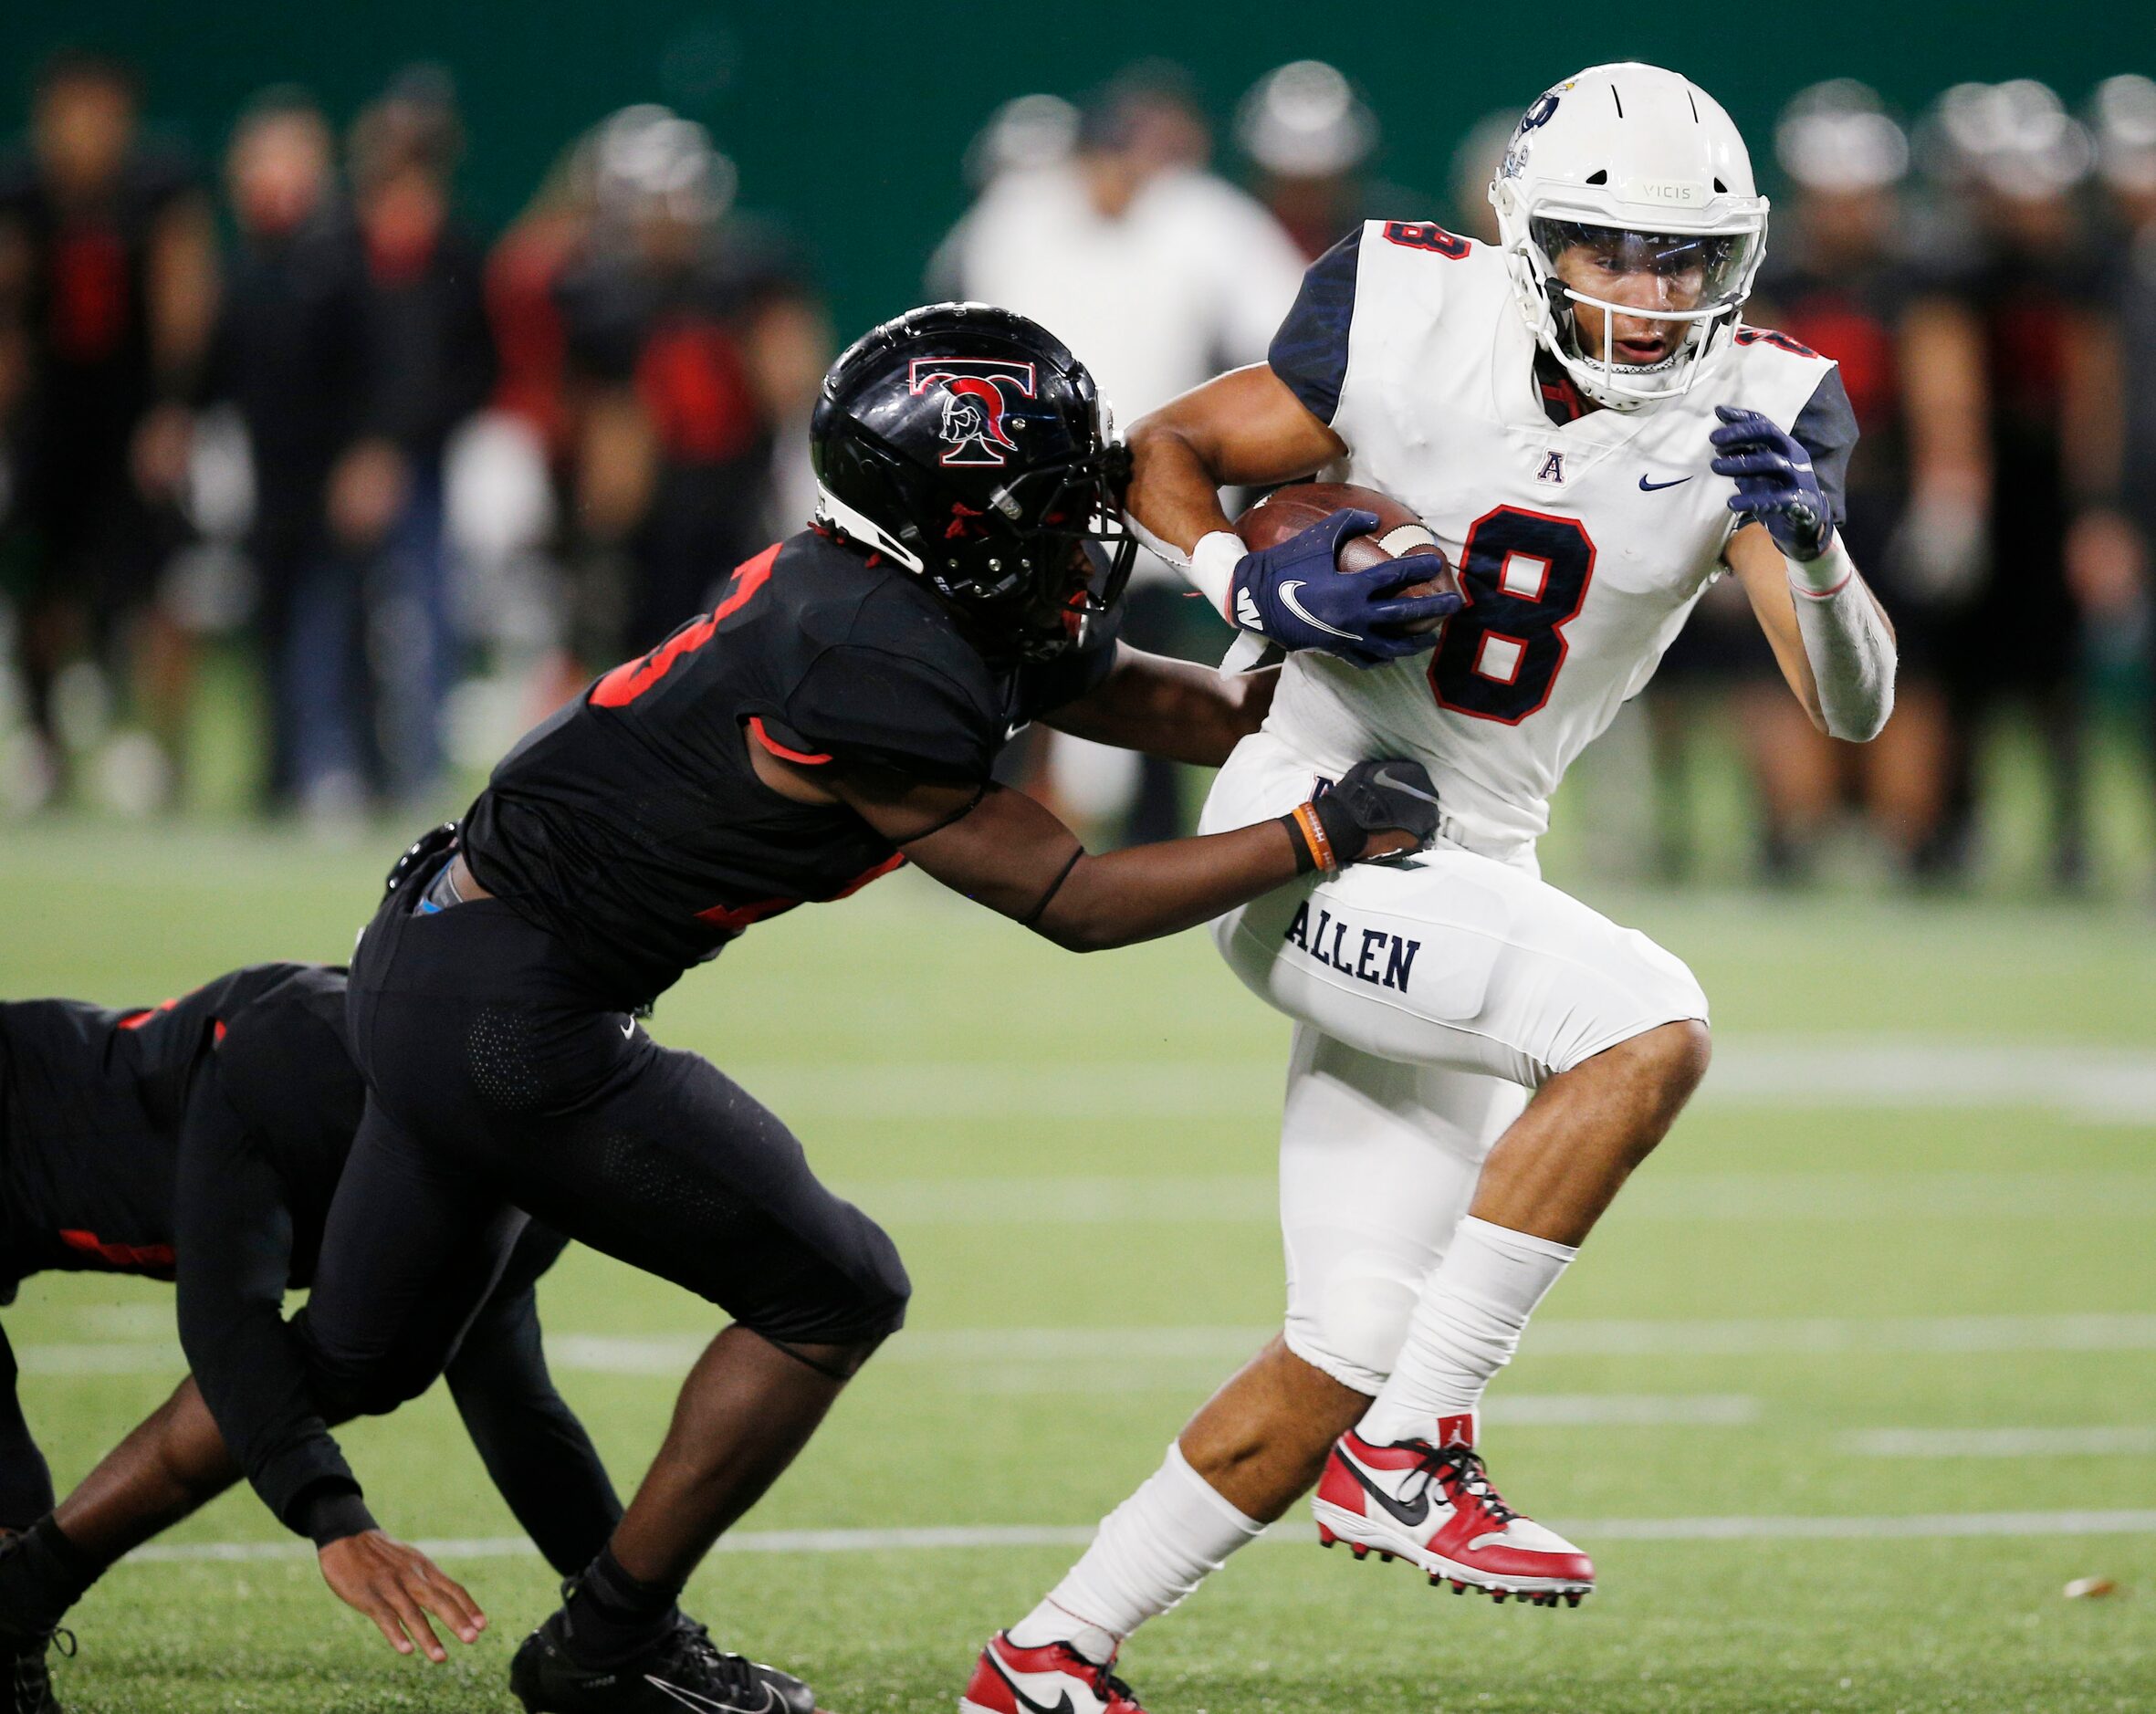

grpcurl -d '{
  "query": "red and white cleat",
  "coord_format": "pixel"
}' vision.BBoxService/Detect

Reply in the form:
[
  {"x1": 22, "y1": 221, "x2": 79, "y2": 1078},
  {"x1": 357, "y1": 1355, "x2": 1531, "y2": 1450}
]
[
  {"x1": 1311, "y1": 1415, "x2": 1594, "y2": 1607},
  {"x1": 959, "y1": 1632, "x2": 1147, "y2": 1714}
]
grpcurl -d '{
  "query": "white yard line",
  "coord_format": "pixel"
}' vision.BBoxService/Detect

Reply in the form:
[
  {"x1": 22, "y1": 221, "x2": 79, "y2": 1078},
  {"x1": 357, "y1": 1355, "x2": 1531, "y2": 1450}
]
[
  {"x1": 718, "y1": 1040, "x2": 2156, "y2": 1124},
  {"x1": 1842, "y1": 1426, "x2": 2156, "y2": 1458},
  {"x1": 30, "y1": 1312, "x2": 2156, "y2": 1379},
  {"x1": 121, "y1": 1508, "x2": 2156, "y2": 1568},
  {"x1": 835, "y1": 1169, "x2": 2156, "y2": 1226}
]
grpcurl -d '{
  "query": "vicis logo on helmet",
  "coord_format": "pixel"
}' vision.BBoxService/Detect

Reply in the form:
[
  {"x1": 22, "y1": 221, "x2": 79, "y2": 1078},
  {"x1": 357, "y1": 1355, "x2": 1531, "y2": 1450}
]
[{"x1": 907, "y1": 360, "x2": 1038, "y2": 466}]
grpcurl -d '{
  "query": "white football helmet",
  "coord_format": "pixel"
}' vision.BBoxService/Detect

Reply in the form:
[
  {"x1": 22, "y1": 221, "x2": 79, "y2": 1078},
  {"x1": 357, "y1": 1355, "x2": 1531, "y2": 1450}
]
[{"x1": 1490, "y1": 63, "x2": 1769, "y2": 412}]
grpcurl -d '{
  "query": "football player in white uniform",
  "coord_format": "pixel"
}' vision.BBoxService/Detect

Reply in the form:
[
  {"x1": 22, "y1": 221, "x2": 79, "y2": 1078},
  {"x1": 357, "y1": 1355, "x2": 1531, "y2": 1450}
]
[{"x1": 960, "y1": 63, "x2": 1898, "y2": 1714}]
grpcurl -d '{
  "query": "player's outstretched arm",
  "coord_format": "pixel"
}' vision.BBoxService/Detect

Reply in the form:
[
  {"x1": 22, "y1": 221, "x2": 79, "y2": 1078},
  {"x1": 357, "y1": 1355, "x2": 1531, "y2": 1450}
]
[
  {"x1": 783, "y1": 755, "x2": 1438, "y2": 953},
  {"x1": 1041, "y1": 647, "x2": 1277, "y2": 768},
  {"x1": 171, "y1": 1077, "x2": 485, "y2": 1662}
]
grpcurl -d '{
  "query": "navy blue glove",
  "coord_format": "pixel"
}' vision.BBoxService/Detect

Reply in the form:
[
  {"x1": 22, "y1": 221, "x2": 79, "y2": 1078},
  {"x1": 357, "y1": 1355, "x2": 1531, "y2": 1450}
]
[
  {"x1": 1230, "y1": 507, "x2": 1462, "y2": 668},
  {"x1": 1710, "y1": 405, "x2": 1835, "y2": 560}
]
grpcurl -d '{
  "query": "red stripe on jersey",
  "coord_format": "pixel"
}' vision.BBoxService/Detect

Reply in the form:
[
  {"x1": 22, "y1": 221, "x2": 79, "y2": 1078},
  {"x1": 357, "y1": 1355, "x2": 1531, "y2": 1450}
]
[
  {"x1": 118, "y1": 998, "x2": 180, "y2": 1029},
  {"x1": 591, "y1": 544, "x2": 781, "y2": 708},
  {"x1": 693, "y1": 852, "x2": 906, "y2": 935},
  {"x1": 58, "y1": 1230, "x2": 177, "y2": 1273},
  {"x1": 748, "y1": 716, "x2": 832, "y2": 767}
]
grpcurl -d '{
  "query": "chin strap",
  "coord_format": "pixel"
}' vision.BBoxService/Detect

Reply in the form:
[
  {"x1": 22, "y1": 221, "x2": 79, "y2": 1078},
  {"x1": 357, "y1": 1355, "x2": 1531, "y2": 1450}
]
[{"x1": 813, "y1": 486, "x2": 925, "y2": 572}]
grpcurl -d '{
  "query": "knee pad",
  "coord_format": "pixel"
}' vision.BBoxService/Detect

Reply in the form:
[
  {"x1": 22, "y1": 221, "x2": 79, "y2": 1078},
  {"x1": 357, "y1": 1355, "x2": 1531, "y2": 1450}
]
[
  {"x1": 1622, "y1": 932, "x2": 1710, "y2": 1028},
  {"x1": 752, "y1": 1228, "x2": 912, "y2": 1353},
  {"x1": 1284, "y1": 1265, "x2": 1420, "y2": 1396}
]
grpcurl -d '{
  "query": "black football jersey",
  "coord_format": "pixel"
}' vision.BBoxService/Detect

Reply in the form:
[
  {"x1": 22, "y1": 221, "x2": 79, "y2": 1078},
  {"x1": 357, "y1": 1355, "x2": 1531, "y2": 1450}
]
[
  {"x1": 0, "y1": 963, "x2": 356, "y2": 1289},
  {"x1": 462, "y1": 528, "x2": 1119, "y2": 1002}
]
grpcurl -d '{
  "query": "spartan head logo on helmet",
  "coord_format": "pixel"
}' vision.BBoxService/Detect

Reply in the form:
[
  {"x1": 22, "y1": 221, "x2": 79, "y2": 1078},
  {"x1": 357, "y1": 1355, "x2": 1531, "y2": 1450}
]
[{"x1": 909, "y1": 359, "x2": 1039, "y2": 466}]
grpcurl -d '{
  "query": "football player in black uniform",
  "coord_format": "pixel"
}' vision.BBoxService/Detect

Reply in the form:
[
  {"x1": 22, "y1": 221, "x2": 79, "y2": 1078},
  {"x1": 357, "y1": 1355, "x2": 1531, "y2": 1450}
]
[
  {"x1": 239, "y1": 303, "x2": 1446, "y2": 1714},
  {"x1": 0, "y1": 964, "x2": 621, "y2": 1712}
]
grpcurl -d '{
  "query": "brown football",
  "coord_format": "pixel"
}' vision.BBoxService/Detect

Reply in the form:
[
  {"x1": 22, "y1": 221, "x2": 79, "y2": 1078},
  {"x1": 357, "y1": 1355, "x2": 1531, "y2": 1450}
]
[{"x1": 1233, "y1": 482, "x2": 1460, "y2": 635}]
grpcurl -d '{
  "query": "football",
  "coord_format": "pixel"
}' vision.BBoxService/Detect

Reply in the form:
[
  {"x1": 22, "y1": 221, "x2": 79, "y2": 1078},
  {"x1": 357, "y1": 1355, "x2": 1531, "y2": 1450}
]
[{"x1": 1233, "y1": 482, "x2": 1460, "y2": 635}]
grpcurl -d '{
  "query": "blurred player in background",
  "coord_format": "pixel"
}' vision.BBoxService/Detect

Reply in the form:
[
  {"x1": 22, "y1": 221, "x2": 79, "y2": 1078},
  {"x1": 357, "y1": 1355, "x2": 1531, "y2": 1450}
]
[
  {"x1": 2083, "y1": 76, "x2": 2156, "y2": 829},
  {"x1": 937, "y1": 66, "x2": 1306, "y2": 842},
  {"x1": 968, "y1": 64, "x2": 1897, "y2": 1714},
  {"x1": 199, "y1": 89, "x2": 376, "y2": 815},
  {"x1": 1920, "y1": 81, "x2": 2111, "y2": 888},
  {"x1": 0, "y1": 50, "x2": 215, "y2": 810},
  {"x1": 0, "y1": 964, "x2": 618, "y2": 1710},
  {"x1": 1237, "y1": 61, "x2": 1382, "y2": 261},
  {"x1": 1733, "y1": 82, "x2": 1955, "y2": 878},
  {"x1": 553, "y1": 106, "x2": 816, "y2": 665},
  {"x1": 343, "y1": 67, "x2": 494, "y2": 807}
]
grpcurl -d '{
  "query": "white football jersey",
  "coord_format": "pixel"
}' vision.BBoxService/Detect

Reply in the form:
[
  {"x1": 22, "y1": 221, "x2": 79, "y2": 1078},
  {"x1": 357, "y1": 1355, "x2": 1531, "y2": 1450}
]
[{"x1": 1262, "y1": 220, "x2": 1851, "y2": 856}]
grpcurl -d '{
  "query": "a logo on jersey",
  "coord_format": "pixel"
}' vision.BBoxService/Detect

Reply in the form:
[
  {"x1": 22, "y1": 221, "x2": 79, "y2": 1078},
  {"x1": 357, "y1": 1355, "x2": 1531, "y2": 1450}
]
[
  {"x1": 1638, "y1": 473, "x2": 1693, "y2": 491},
  {"x1": 1535, "y1": 451, "x2": 1566, "y2": 485},
  {"x1": 909, "y1": 359, "x2": 1037, "y2": 466},
  {"x1": 1283, "y1": 901, "x2": 1420, "y2": 994}
]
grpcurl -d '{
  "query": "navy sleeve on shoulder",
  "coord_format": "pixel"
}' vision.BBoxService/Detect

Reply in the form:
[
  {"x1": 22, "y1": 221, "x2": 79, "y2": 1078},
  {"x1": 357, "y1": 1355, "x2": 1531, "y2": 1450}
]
[
  {"x1": 1267, "y1": 229, "x2": 1363, "y2": 425},
  {"x1": 1790, "y1": 366, "x2": 1858, "y2": 528}
]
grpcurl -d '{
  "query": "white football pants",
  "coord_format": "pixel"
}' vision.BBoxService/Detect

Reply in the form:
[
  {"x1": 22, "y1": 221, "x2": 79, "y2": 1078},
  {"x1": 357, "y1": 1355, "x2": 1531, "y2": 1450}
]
[{"x1": 1200, "y1": 731, "x2": 1709, "y2": 1394}]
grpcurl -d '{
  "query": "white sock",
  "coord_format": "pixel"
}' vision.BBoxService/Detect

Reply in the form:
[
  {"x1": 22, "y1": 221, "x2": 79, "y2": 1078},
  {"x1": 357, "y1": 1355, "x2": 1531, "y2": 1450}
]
[
  {"x1": 1356, "y1": 1215, "x2": 1577, "y2": 1447},
  {"x1": 1009, "y1": 1443, "x2": 1263, "y2": 1664}
]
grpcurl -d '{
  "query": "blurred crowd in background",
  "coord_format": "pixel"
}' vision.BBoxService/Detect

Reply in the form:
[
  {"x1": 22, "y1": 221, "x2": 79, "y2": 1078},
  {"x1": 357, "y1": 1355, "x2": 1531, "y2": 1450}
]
[{"x1": 2, "y1": 49, "x2": 2155, "y2": 894}]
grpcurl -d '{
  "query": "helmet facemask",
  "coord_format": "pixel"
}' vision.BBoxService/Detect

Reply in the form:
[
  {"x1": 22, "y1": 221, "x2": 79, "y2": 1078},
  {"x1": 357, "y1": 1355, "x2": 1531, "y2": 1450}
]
[
  {"x1": 1512, "y1": 209, "x2": 1764, "y2": 410},
  {"x1": 814, "y1": 423, "x2": 1136, "y2": 661},
  {"x1": 942, "y1": 440, "x2": 1137, "y2": 660},
  {"x1": 1485, "y1": 66, "x2": 1772, "y2": 415}
]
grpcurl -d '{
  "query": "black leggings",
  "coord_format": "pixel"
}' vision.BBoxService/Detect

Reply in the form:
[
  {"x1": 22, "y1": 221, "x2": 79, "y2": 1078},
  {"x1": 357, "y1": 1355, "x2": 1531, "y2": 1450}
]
[
  {"x1": 298, "y1": 869, "x2": 909, "y2": 1420},
  {"x1": 0, "y1": 1322, "x2": 55, "y2": 1530}
]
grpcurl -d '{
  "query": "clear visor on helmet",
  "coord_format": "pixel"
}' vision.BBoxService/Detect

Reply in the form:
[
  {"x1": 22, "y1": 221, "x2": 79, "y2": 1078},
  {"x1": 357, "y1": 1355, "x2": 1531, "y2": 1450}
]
[{"x1": 1528, "y1": 218, "x2": 1760, "y2": 319}]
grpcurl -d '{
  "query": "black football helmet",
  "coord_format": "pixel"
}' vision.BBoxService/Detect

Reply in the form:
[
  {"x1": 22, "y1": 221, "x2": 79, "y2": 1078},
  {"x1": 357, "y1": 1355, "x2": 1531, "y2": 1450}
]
[{"x1": 811, "y1": 302, "x2": 1136, "y2": 658}]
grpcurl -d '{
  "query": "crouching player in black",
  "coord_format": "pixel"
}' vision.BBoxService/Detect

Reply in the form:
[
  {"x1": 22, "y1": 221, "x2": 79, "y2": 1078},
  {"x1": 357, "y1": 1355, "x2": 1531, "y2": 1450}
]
[
  {"x1": 0, "y1": 964, "x2": 623, "y2": 1711},
  {"x1": 261, "y1": 304, "x2": 1451, "y2": 1714}
]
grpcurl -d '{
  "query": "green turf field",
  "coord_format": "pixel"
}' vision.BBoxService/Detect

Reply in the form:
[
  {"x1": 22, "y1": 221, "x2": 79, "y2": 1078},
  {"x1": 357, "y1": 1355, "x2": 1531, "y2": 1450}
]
[{"x1": 2, "y1": 820, "x2": 2152, "y2": 1713}]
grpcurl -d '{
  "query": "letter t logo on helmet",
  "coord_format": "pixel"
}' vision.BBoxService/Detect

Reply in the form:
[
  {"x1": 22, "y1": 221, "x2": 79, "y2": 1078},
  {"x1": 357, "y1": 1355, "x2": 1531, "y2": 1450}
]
[
  {"x1": 1489, "y1": 63, "x2": 1770, "y2": 412},
  {"x1": 810, "y1": 303, "x2": 1137, "y2": 658}
]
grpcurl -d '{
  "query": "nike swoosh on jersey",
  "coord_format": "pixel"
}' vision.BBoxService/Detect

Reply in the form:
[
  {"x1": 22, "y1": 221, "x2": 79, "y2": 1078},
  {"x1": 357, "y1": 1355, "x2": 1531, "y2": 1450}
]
[
  {"x1": 1370, "y1": 767, "x2": 1440, "y2": 809},
  {"x1": 1336, "y1": 1447, "x2": 1430, "y2": 1529},
  {"x1": 642, "y1": 1675, "x2": 779, "y2": 1714},
  {"x1": 1637, "y1": 475, "x2": 1694, "y2": 491},
  {"x1": 1277, "y1": 581, "x2": 1360, "y2": 640}
]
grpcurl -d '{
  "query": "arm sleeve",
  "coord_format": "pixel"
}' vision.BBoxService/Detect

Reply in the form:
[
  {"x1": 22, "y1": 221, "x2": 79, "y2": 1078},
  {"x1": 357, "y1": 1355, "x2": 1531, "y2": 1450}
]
[
  {"x1": 776, "y1": 644, "x2": 996, "y2": 779},
  {"x1": 1266, "y1": 229, "x2": 1363, "y2": 426},
  {"x1": 173, "y1": 1071, "x2": 375, "y2": 1542},
  {"x1": 442, "y1": 1223, "x2": 623, "y2": 1576},
  {"x1": 1790, "y1": 366, "x2": 1859, "y2": 529}
]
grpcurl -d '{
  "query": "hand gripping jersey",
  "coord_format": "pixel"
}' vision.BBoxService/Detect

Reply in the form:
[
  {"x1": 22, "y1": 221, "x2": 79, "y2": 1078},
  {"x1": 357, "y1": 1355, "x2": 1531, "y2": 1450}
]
[
  {"x1": 463, "y1": 528, "x2": 1118, "y2": 1002},
  {"x1": 1266, "y1": 221, "x2": 1858, "y2": 855}
]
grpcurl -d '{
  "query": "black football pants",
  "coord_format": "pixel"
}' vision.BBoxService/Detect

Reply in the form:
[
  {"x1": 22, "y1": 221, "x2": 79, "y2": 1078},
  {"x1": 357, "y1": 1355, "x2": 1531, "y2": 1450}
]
[{"x1": 297, "y1": 863, "x2": 909, "y2": 1423}]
